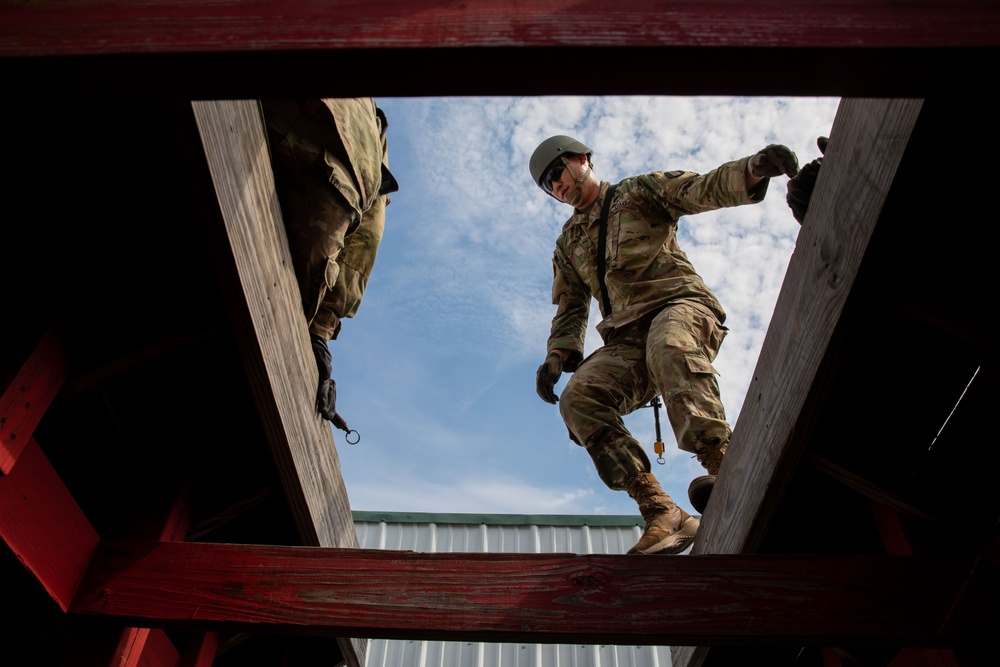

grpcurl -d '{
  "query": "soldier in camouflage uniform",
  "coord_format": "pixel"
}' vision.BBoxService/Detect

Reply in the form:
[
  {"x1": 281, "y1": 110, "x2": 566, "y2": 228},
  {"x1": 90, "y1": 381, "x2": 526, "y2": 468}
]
[
  {"x1": 530, "y1": 135, "x2": 797, "y2": 555},
  {"x1": 262, "y1": 98, "x2": 398, "y2": 425}
]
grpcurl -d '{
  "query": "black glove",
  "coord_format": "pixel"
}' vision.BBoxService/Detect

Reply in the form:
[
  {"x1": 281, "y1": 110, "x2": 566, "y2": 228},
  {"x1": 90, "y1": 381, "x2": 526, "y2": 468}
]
[
  {"x1": 748, "y1": 144, "x2": 799, "y2": 179},
  {"x1": 535, "y1": 353, "x2": 564, "y2": 404},
  {"x1": 310, "y1": 333, "x2": 337, "y2": 421},
  {"x1": 785, "y1": 136, "x2": 828, "y2": 224}
]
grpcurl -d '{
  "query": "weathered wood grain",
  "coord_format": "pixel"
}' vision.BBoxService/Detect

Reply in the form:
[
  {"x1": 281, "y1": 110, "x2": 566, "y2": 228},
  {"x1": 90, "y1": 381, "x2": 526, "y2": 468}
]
[
  {"x1": 673, "y1": 98, "x2": 926, "y2": 667},
  {"x1": 3, "y1": 2, "x2": 1000, "y2": 98},
  {"x1": 188, "y1": 99, "x2": 364, "y2": 666},
  {"x1": 190, "y1": 99, "x2": 357, "y2": 551},
  {"x1": 696, "y1": 98, "x2": 924, "y2": 554},
  {"x1": 4, "y1": 1, "x2": 1000, "y2": 54},
  {"x1": 70, "y1": 539, "x2": 995, "y2": 647}
]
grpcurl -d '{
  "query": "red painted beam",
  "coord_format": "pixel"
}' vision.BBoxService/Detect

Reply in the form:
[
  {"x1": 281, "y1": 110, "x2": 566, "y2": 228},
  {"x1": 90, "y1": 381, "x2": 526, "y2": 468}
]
[
  {"x1": 71, "y1": 539, "x2": 998, "y2": 647},
  {"x1": 66, "y1": 474, "x2": 199, "y2": 666},
  {"x1": 2, "y1": 1, "x2": 1000, "y2": 57},
  {"x1": 1, "y1": 328, "x2": 66, "y2": 476},
  {"x1": 0, "y1": 438, "x2": 99, "y2": 611},
  {"x1": 99, "y1": 628, "x2": 181, "y2": 667},
  {"x1": 3, "y1": 2, "x2": 1000, "y2": 99},
  {"x1": 180, "y1": 632, "x2": 219, "y2": 667}
]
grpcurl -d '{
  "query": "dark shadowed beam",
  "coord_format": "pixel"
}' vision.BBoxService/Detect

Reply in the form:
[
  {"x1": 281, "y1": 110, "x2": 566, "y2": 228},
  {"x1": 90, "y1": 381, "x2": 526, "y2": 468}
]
[
  {"x1": 692, "y1": 98, "x2": 925, "y2": 556},
  {"x1": 1, "y1": 329, "x2": 96, "y2": 612},
  {"x1": 1, "y1": 329, "x2": 66, "y2": 476},
  {"x1": 1, "y1": 438, "x2": 100, "y2": 612},
  {"x1": 672, "y1": 95, "x2": 926, "y2": 667},
  {"x1": 2, "y1": 1, "x2": 1000, "y2": 99},
  {"x1": 182, "y1": 99, "x2": 358, "y2": 554},
  {"x1": 70, "y1": 539, "x2": 997, "y2": 648}
]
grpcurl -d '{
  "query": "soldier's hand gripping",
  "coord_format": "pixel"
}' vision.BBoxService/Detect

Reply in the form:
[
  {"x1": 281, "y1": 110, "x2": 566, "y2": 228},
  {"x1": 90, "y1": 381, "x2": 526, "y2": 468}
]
[
  {"x1": 310, "y1": 333, "x2": 338, "y2": 421},
  {"x1": 749, "y1": 144, "x2": 799, "y2": 179},
  {"x1": 535, "y1": 352, "x2": 564, "y2": 404},
  {"x1": 785, "y1": 136, "x2": 828, "y2": 224}
]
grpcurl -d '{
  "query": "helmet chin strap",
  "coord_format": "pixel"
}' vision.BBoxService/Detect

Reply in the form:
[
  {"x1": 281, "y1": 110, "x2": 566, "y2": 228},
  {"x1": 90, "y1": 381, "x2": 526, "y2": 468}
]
[{"x1": 551, "y1": 156, "x2": 592, "y2": 208}]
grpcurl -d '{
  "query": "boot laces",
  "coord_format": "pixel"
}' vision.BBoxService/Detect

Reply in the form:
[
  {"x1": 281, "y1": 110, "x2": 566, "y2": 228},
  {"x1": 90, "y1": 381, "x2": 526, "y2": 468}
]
[{"x1": 695, "y1": 442, "x2": 727, "y2": 475}]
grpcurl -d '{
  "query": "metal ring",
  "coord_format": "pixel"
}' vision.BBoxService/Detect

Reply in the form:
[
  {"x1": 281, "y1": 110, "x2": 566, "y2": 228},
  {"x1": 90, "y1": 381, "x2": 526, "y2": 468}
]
[{"x1": 345, "y1": 429, "x2": 361, "y2": 445}]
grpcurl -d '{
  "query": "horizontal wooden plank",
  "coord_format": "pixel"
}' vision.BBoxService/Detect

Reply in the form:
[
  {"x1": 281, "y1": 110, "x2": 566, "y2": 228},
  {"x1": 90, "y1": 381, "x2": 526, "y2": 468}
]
[
  {"x1": 4, "y1": 1, "x2": 1000, "y2": 55},
  {"x1": 71, "y1": 539, "x2": 997, "y2": 647},
  {"x1": 2, "y1": 3, "x2": 999, "y2": 98}
]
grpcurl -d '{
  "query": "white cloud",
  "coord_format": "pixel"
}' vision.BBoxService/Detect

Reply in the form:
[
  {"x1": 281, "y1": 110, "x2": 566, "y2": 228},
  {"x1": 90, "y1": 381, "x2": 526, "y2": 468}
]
[{"x1": 337, "y1": 95, "x2": 840, "y2": 517}]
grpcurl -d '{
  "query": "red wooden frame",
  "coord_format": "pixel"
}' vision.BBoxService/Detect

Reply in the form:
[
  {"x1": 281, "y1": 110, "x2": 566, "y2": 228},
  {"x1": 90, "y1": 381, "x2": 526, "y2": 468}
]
[
  {"x1": 70, "y1": 539, "x2": 995, "y2": 647},
  {"x1": 1, "y1": 329, "x2": 66, "y2": 476}
]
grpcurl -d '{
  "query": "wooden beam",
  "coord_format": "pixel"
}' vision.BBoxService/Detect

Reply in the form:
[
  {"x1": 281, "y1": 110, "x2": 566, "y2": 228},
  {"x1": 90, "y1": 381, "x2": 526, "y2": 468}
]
[
  {"x1": 105, "y1": 476, "x2": 196, "y2": 666},
  {"x1": 180, "y1": 632, "x2": 219, "y2": 667},
  {"x1": 180, "y1": 98, "x2": 364, "y2": 666},
  {"x1": 6, "y1": 0, "x2": 999, "y2": 56},
  {"x1": 812, "y1": 455, "x2": 956, "y2": 535},
  {"x1": 0, "y1": 438, "x2": 100, "y2": 612},
  {"x1": 107, "y1": 628, "x2": 180, "y2": 667},
  {"x1": 70, "y1": 539, "x2": 997, "y2": 648},
  {"x1": 1, "y1": 328, "x2": 66, "y2": 476},
  {"x1": 2, "y1": 2, "x2": 1000, "y2": 99},
  {"x1": 186, "y1": 99, "x2": 357, "y2": 553},
  {"x1": 692, "y1": 98, "x2": 925, "y2": 555},
  {"x1": 673, "y1": 96, "x2": 926, "y2": 667}
]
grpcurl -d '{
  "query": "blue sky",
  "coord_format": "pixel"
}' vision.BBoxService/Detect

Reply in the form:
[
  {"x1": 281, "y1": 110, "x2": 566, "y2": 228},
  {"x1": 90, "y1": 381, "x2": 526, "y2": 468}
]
[{"x1": 330, "y1": 96, "x2": 840, "y2": 517}]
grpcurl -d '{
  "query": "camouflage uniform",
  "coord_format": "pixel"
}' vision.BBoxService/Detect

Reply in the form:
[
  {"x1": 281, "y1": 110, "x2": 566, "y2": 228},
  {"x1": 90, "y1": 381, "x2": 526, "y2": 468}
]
[
  {"x1": 547, "y1": 158, "x2": 766, "y2": 490},
  {"x1": 262, "y1": 98, "x2": 395, "y2": 341}
]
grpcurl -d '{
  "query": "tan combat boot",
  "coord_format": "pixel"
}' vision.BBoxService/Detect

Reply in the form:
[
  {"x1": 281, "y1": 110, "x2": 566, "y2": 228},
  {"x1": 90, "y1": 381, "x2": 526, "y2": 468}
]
[
  {"x1": 625, "y1": 472, "x2": 699, "y2": 555},
  {"x1": 688, "y1": 440, "x2": 728, "y2": 514}
]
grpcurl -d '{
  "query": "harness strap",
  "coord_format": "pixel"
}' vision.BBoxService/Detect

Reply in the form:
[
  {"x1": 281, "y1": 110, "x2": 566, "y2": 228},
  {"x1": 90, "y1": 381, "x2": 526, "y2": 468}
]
[{"x1": 596, "y1": 183, "x2": 618, "y2": 317}]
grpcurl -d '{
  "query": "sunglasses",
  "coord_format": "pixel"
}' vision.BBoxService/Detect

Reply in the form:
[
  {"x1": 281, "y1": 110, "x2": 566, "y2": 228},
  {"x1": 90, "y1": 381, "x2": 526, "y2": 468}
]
[{"x1": 542, "y1": 161, "x2": 567, "y2": 193}]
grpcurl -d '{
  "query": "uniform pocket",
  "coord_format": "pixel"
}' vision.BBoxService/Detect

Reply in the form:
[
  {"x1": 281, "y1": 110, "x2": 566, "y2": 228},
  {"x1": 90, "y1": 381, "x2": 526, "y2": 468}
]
[{"x1": 684, "y1": 353, "x2": 719, "y2": 377}]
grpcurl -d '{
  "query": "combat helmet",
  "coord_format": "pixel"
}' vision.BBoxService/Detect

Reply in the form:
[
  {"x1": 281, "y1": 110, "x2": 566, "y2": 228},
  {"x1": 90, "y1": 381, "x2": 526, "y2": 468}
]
[{"x1": 529, "y1": 135, "x2": 592, "y2": 189}]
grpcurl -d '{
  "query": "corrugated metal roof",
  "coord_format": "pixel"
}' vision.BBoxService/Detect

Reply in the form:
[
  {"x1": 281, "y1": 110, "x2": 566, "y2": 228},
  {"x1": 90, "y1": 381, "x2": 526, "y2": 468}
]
[{"x1": 353, "y1": 511, "x2": 679, "y2": 667}]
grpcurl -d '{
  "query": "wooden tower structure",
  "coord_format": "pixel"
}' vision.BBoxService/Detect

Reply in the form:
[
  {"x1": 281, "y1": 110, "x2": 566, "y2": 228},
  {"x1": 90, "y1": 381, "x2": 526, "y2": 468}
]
[{"x1": 3, "y1": 2, "x2": 999, "y2": 666}]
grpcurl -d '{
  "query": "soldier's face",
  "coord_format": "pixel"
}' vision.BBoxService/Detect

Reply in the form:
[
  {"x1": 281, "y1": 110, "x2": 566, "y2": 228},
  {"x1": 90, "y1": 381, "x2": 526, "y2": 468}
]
[
  {"x1": 548, "y1": 156, "x2": 582, "y2": 202},
  {"x1": 549, "y1": 154, "x2": 593, "y2": 207},
  {"x1": 541, "y1": 158, "x2": 568, "y2": 194}
]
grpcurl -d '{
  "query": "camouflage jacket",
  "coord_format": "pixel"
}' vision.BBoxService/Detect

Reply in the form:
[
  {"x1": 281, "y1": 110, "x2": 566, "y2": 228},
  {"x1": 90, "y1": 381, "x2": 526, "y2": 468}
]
[
  {"x1": 318, "y1": 97, "x2": 391, "y2": 214},
  {"x1": 547, "y1": 156, "x2": 765, "y2": 370},
  {"x1": 263, "y1": 97, "x2": 395, "y2": 214}
]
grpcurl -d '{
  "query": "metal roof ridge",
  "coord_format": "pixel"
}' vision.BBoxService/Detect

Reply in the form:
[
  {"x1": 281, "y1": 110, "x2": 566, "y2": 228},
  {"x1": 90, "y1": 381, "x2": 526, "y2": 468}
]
[{"x1": 352, "y1": 510, "x2": 647, "y2": 527}]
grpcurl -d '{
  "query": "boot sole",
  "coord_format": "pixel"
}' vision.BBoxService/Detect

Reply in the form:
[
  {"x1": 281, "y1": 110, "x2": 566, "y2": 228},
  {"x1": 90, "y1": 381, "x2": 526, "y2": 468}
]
[
  {"x1": 688, "y1": 475, "x2": 715, "y2": 515},
  {"x1": 628, "y1": 516, "x2": 700, "y2": 555}
]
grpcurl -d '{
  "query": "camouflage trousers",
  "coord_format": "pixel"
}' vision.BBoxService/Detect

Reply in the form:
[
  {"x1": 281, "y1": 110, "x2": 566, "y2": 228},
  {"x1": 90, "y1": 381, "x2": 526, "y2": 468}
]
[
  {"x1": 558, "y1": 301, "x2": 732, "y2": 490},
  {"x1": 264, "y1": 103, "x2": 386, "y2": 341}
]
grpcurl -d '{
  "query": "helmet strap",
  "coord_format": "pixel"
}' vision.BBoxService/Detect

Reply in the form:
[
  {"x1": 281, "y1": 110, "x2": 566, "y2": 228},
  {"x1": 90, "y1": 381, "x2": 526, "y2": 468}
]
[
  {"x1": 562, "y1": 156, "x2": 592, "y2": 208},
  {"x1": 547, "y1": 155, "x2": 592, "y2": 205}
]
